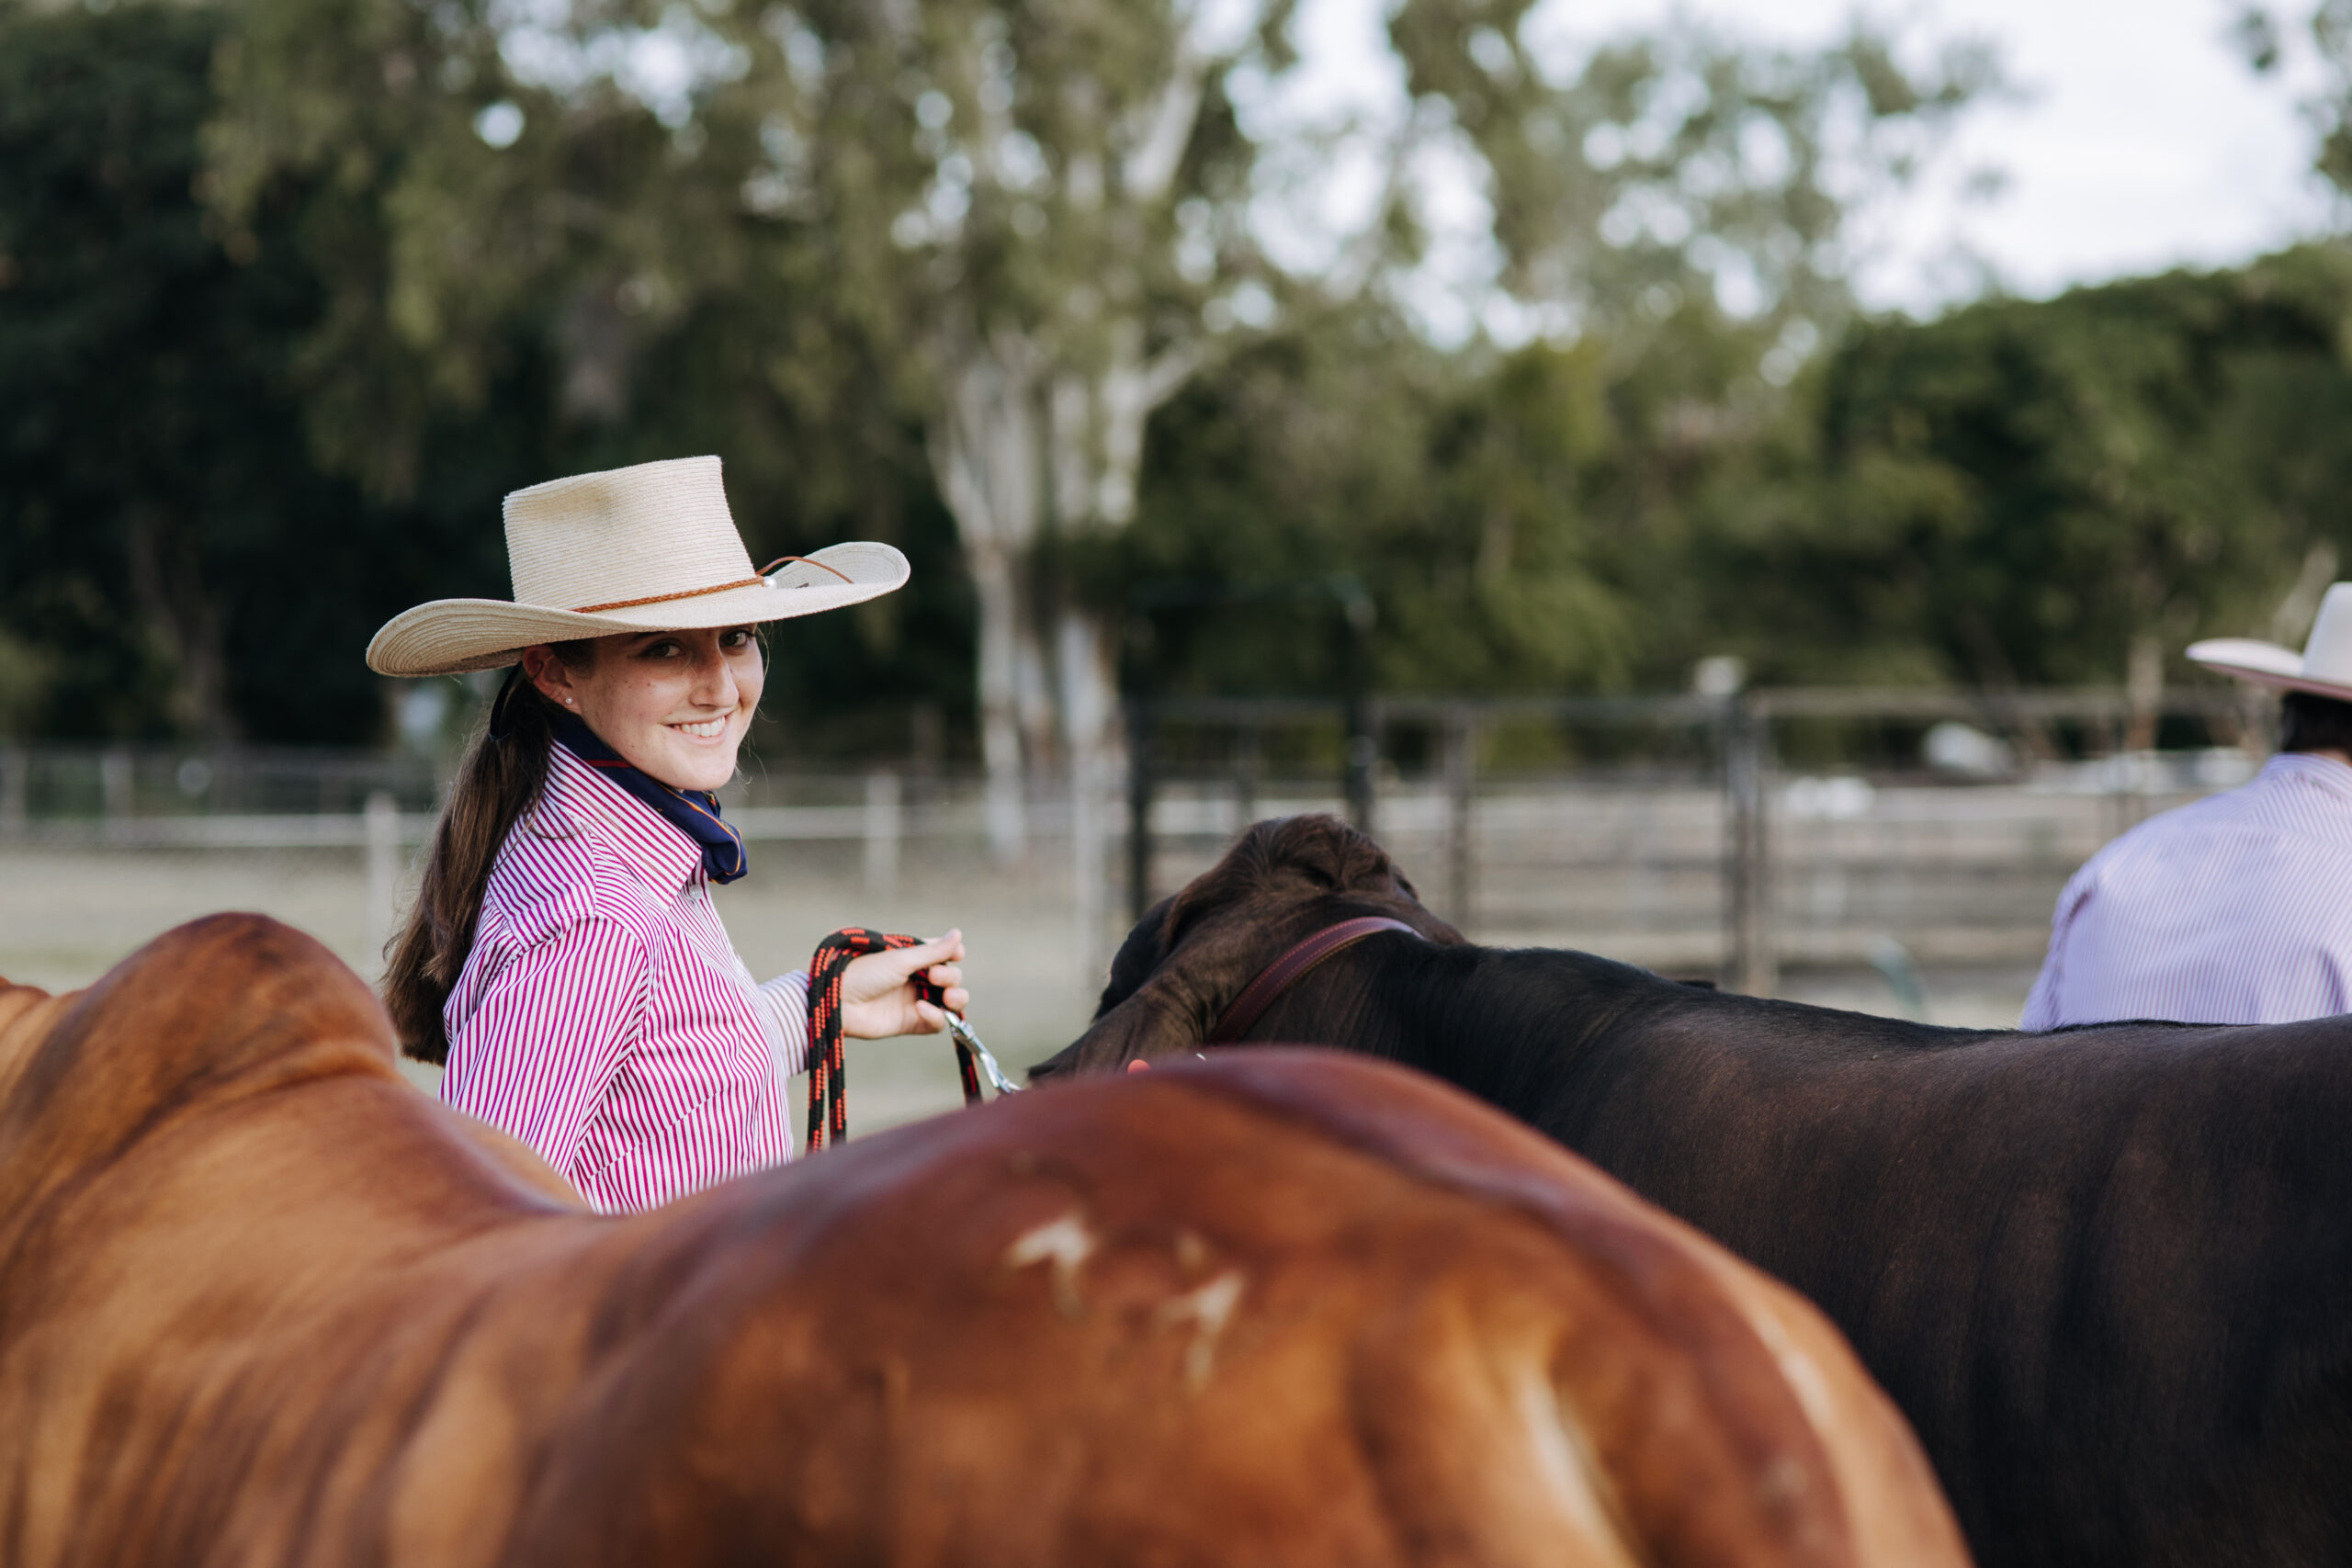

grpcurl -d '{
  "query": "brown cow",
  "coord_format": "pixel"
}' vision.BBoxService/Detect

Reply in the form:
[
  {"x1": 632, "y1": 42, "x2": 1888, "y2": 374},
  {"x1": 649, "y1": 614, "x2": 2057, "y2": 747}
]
[
  {"x1": 0, "y1": 913, "x2": 1964, "y2": 1567},
  {"x1": 1041, "y1": 815, "x2": 2352, "y2": 1568}
]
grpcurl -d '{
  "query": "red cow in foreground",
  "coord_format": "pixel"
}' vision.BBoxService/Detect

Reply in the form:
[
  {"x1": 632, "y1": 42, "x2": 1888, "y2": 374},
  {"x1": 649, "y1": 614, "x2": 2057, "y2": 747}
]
[{"x1": 0, "y1": 914, "x2": 1965, "y2": 1567}]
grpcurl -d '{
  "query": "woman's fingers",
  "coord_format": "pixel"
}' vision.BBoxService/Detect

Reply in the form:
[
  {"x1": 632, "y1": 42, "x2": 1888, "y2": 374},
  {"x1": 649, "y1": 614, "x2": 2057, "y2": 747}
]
[
  {"x1": 837, "y1": 931, "x2": 971, "y2": 1039},
  {"x1": 884, "y1": 930, "x2": 963, "y2": 977}
]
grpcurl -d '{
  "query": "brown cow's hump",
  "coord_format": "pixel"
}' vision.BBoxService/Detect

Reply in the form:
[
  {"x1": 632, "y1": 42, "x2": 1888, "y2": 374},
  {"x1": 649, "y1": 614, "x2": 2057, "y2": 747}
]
[
  {"x1": 0, "y1": 976, "x2": 56, "y2": 1036},
  {"x1": 0, "y1": 915, "x2": 402, "y2": 1215},
  {"x1": 69, "y1": 911, "x2": 396, "y2": 1076},
  {"x1": 0, "y1": 976, "x2": 67, "y2": 1105}
]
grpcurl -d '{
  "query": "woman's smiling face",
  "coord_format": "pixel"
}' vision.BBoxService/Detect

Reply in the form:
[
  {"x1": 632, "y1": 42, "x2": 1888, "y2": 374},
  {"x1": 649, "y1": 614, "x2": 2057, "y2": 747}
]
[{"x1": 520, "y1": 626, "x2": 763, "y2": 791}]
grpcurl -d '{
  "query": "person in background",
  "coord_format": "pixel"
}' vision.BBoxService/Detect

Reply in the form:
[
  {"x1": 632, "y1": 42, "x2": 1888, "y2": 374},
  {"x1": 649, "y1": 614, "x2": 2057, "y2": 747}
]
[
  {"x1": 372, "y1": 456, "x2": 969, "y2": 1212},
  {"x1": 2023, "y1": 583, "x2": 2352, "y2": 1027}
]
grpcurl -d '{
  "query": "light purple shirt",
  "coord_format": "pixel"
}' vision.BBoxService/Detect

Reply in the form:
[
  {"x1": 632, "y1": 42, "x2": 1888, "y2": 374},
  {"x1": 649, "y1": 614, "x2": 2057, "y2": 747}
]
[{"x1": 2022, "y1": 751, "x2": 2352, "y2": 1027}]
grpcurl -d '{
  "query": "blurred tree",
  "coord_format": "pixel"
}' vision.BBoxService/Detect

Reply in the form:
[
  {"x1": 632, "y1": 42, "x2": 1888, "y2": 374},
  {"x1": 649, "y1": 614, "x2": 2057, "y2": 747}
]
[
  {"x1": 0, "y1": 0, "x2": 372, "y2": 741},
  {"x1": 1111, "y1": 6, "x2": 2003, "y2": 707},
  {"x1": 210, "y1": 0, "x2": 1316, "y2": 852},
  {"x1": 1120, "y1": 291, "x2": 1791, "y2": 697},
  {"x1": 206, "y1": 0, "x2": 1998, "y2": 845},
  {"x1": 0, "y1": 0, "x2": 547, "y2": 746},
  {"x1": 1128, "y1": 242, "x2": 2352, "y2": 708},
  {"x1": 2242, "y1": 0, "x2": 2352, "y2": 189},
  {"x1": 1394, "y1": 9, "x2": 1999, "y2": 374},
  {"x1": 1693, "y1": 245, "x2": 2352, "y2": 693},
  {"x1": 0, "y1": 0, "x2": 972, "y2": 749}
]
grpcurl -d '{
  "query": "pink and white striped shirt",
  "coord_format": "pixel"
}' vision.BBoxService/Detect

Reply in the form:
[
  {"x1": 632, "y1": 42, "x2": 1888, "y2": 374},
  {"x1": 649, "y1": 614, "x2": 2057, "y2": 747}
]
[
  {"x1": 2022, "y1": 751, "x2": 2352, "y2": 1027},
  {"x1": 441, "y1": 742, "x2": 808, "y2": 1211}
]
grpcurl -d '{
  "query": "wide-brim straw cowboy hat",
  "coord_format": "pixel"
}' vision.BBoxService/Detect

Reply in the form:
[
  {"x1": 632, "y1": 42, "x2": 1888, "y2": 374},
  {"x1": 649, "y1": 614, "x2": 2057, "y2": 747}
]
[
  {"x1": 367, "y1": 456, "x2": 909, "y2": 678},
  {"x1": 2188, "y1": 581, "x2": 2352, "y2": 703}
]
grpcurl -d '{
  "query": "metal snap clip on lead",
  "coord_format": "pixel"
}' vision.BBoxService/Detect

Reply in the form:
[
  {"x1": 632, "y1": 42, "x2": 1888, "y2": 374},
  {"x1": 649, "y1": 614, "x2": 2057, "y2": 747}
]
[{"x1": 945, "y1": 1013, "x2": 1023, "y2": 1098}]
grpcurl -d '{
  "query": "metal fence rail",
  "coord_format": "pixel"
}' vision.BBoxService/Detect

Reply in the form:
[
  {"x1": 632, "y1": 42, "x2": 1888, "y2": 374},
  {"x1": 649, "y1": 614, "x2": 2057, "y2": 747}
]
[
  {"x1": 0, "y1": 686, "x2": 2272, "y2": 998},
  {"x1": 1125, "y1": 686, "x2": 2266, "y2": 992}
]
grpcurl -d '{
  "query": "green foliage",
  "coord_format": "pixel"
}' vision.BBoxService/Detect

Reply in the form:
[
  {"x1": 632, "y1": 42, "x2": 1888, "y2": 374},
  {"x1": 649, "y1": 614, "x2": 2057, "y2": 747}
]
[
  {"x1": 1110, "y1": 296, "x2": 1772, "y2": 694},
  {"x1": 1392, "y1": 7, "x2": 1998, "y2": 367},
  {"x1": 1696, "y1": 246, "x2": 2352, "y2": 688},
  {"x1": 0, "y1": 0, "x2": 374, "y2": 740},
  {"x1": 1116, "y1": 243, "x2": 2352, "y2": 701},
  {"x1": 6, "y1": 0, "x2": 2344, "y2": 755},
  {"x1": 0, "y1": 0, "x2": 973, "y2": 750}
]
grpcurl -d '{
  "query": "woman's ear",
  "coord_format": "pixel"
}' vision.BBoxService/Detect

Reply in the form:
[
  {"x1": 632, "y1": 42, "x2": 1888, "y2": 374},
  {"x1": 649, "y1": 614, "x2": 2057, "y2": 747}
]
[{"x1": 519, "y1": 645, "x2": 577, "y2": 708}]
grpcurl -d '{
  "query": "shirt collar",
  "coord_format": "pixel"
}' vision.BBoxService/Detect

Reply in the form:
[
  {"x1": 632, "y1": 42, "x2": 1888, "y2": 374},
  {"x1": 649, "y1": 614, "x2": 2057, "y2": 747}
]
[
  {"x1": 2259, "y1": 749, "x2": 2352, "y2": 801},
  {"x1": 541, "y1": 741, "x2": 704, "y2": 903}
]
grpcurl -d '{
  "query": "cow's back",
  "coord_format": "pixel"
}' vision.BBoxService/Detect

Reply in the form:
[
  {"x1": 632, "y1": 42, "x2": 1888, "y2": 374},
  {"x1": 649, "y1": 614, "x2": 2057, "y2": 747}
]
[
  {"x1": 1563, "y1": 997, "x2": 2352, "y2": 1568},
  {"x1": 0, "y1": 917, "x2": 1968, "y2": 1567},
  {"x1": 493, "y1": 1050, "x2": 1966, "y2": 1568}
]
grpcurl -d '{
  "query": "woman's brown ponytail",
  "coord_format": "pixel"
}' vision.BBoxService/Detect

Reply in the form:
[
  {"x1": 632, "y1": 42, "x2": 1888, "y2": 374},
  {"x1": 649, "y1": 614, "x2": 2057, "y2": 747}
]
[{"x1": 381, "y1": 647, "x2": 590, "y2": 1062}]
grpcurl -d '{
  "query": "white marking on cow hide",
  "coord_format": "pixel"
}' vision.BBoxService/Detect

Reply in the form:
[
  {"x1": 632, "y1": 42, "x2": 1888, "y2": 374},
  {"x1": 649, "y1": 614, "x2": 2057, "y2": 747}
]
[
  {"x1": 1154, "y1": 1270, "x2": 1245, "y2": 1390},
  {"x1": 1005, "y1": 1213, "x2": 1096, "y2": 1317},
  {"x1": 1172, "y1": 1228, "x2": 1208, "y2": 1273},
  {"x1": 1513, "y1": 1368, "x2": 1645, "y2": 1568},
  {"x1": 1740, "y1": 1298, "x2": 1835, "y2": 1433}
]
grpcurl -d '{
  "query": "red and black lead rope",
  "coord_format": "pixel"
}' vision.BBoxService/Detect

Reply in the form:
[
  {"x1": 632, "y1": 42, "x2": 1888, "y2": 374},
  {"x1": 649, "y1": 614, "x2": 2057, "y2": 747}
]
[{"x1": 804, "y1": 928, "x2": 985, "y2": 1154}]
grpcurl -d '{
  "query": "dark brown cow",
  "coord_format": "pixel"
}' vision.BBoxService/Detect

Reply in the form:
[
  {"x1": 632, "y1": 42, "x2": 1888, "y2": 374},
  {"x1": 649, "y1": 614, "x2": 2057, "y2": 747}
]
[
  {"x1": 0, "y1": 913, "x2": 1964, "y2": 1567},
  {"x1": 1039, "y1": 816, "x2": 2352, "y2": 1568}
]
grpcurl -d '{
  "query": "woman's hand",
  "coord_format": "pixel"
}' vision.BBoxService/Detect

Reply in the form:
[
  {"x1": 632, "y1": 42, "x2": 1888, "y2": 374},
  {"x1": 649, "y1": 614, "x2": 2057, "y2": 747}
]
[{"x1": 840, "y1": 931, "x2": 969, "y2": 1039}]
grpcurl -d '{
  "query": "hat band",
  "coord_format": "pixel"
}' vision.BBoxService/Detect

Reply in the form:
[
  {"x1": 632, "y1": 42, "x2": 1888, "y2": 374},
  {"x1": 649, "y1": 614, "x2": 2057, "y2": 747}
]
[
  {"x1": 571, "y1": 576, "x2": 768, "y2": 615},
  {"x1": 570, "y1": 556, "x2": 855, "y2": 616}
]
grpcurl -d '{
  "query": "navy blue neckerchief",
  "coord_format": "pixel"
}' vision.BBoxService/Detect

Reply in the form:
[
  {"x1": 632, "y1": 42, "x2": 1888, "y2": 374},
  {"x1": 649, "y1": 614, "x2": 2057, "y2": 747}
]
[{"x1": 542, "y1": 702, "x2": 750, "y2": 885}]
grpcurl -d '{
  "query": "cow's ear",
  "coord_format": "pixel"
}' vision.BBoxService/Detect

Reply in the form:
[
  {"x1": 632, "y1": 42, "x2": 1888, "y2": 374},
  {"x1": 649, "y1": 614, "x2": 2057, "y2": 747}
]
[
  {"x1": 1031, "y1": 981, "x2": 1202, "y2": 1080},
  {"x1": 1093, "y1": 895, "x2": 1177, "y2": 1019}
]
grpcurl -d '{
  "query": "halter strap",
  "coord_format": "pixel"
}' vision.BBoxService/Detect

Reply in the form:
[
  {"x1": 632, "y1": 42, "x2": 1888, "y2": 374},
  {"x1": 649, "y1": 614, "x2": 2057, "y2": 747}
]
[{"x1": 1204, "y1": 916, "x2": 1424, "y2": 1044}]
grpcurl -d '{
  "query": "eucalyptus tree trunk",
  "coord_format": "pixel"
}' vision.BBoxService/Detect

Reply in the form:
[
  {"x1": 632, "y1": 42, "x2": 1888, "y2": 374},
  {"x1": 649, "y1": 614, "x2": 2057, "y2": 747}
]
[
  {"x1": 930, "y1": 333, "x2": 1047, "y2": 861},
  {"x1": 922, "y1": 36, "x2": 1216, "y2": 864},
  {"x1": 928, "y1": 321, "x2": 1198, "y2": 864}
]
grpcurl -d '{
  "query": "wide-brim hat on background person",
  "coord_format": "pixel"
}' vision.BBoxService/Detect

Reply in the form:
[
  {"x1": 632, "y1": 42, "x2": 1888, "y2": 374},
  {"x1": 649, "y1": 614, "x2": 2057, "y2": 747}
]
[
  {"x1": 2188, "y1": 581, "x2": 2352, "y2": 704},
  {"x1": 366, "y1": 456, "x2": 909, "y2": 678}
]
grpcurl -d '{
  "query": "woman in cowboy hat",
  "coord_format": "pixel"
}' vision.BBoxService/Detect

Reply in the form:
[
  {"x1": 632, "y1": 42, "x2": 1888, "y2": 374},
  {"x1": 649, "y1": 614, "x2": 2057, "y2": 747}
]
[
  {"x1": 2022, "y1": 582, "x2": 2352, "y2": 1028},
  {"x1": 373, "y1": 456, "x2": 968, "y2": 1212}
]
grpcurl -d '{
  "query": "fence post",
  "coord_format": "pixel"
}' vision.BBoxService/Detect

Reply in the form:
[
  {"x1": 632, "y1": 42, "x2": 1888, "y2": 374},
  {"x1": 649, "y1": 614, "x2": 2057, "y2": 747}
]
[
  {"x1": 1070, "y1": 747, "x2": 1107, "y2": 976},
  {"x1": 1126, "y1": 697, "x2": 1156, "y2": 923},
  {"x1": 100, "y1": 749, "x2": 133, "y2": 828},
  {"x1": 0, "y1": 746, "x2": 24, "y2": 840},
  {"x1": 863, "y1": 771, "x2": 901, "y2": 893},
  {"x1": 364, "y1": 790, "x2": 400, "y2": 973},
  {"x1": 1235, "y1": 718, "x2": 1260, "y2": 833},
  {"x1": 1344, "y1": 722, "x2": 1377, "y2": 838},
  {"x1": 1724, "y1": 695, "x2": 1776, "y2": 996},
  {"x1": 1341, "y1": 589, "x2": 1377, "y2": 837},
  {"x1": 1443, "y1": 704, "x2": 1476, "y2": 928}
]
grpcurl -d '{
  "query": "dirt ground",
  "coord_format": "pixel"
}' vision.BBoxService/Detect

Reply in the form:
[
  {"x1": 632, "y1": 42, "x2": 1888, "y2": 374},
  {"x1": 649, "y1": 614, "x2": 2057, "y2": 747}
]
[{"x1": 0, "y1": 842, "x2": 2040, "y2": 1139}]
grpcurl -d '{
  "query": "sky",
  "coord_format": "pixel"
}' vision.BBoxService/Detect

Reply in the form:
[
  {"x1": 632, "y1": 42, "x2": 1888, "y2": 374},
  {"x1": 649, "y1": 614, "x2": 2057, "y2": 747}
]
[{"x1": 1271, "y1": 0, "x2": 2343, "y2": 325}]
